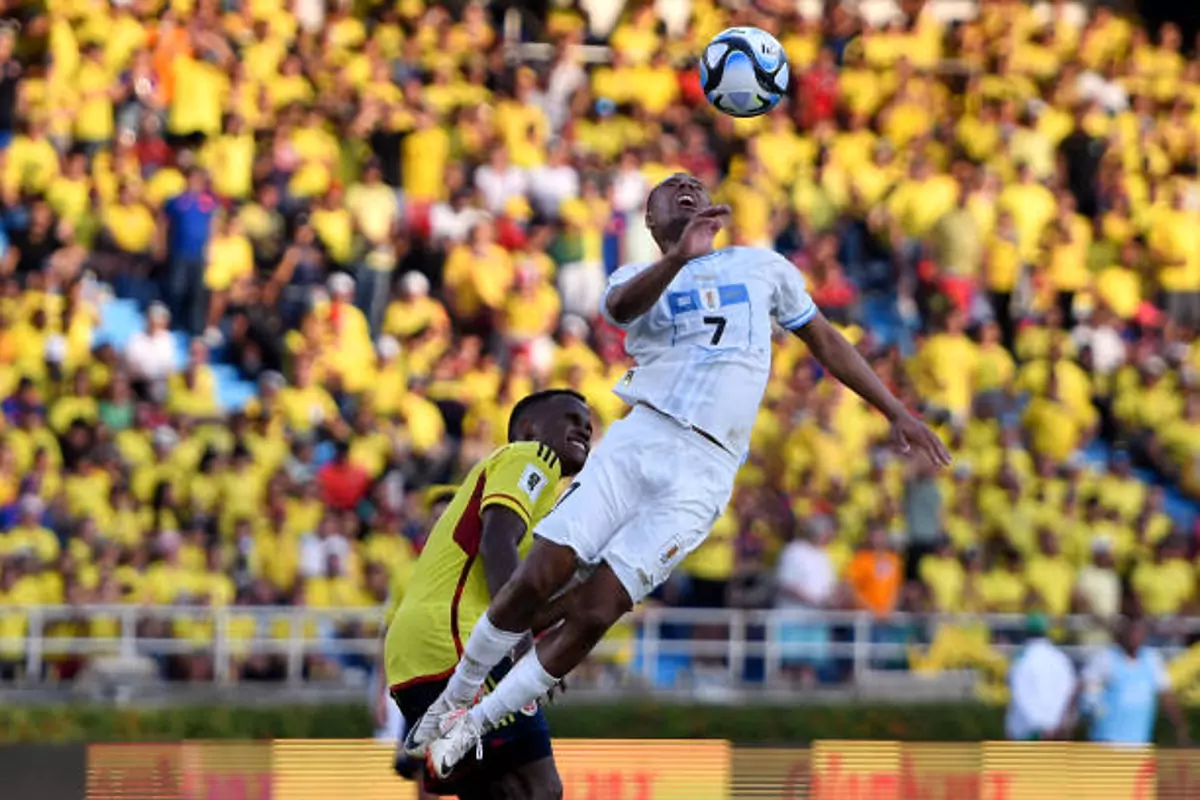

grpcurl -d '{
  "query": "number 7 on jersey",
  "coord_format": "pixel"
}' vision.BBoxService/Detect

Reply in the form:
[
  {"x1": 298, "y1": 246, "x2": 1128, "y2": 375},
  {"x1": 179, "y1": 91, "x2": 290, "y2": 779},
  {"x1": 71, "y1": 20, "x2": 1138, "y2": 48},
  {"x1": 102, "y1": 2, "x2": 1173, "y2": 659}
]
[{"x1": 703, "y1": 315, "x2": 726, "y2": 345}]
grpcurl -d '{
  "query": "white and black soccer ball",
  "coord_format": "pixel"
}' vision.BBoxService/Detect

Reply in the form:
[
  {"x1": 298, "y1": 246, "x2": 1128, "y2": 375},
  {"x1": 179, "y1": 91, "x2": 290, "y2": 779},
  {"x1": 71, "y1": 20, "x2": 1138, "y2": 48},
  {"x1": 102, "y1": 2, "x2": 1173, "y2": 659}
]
[{"x1": 699, "y1": 26, "x2": 789, "y2": 118}]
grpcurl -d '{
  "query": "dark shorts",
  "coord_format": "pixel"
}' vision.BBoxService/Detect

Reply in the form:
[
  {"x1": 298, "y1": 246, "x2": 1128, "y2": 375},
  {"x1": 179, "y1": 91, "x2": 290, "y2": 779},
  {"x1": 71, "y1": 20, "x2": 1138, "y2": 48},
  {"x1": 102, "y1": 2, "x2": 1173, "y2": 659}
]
[
  {"x1": 391, "y1": 657, "x2": 553, "y2": 797},
  {"x1": 681, "y1": 577, "x2": 728, "y2": 609}
]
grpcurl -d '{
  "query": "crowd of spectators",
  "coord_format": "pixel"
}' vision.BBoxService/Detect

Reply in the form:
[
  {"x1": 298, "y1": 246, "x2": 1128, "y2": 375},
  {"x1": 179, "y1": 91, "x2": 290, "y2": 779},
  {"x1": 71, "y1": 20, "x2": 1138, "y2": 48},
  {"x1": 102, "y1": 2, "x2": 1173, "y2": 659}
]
[{"x1": 0, "y1": 0, "x2": 1198, "y2": 685}]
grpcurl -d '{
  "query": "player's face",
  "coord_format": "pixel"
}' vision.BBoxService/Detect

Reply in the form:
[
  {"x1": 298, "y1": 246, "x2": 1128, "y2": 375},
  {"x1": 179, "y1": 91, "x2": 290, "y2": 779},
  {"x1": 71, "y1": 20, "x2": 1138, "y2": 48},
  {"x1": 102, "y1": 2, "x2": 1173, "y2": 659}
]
[
  {"x1": 647, "y1": 173, "x2": 711, "y2": 237},
  {"x1": 541, "y1": 396, "x2": 593, "y2": 476}
]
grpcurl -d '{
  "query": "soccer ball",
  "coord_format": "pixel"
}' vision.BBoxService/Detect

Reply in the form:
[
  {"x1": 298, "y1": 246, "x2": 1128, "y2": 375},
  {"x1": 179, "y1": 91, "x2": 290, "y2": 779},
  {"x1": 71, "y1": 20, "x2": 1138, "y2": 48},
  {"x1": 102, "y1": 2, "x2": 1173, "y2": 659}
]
[{"x1": 699, "y1": 27, "x2": 789, "y2": 118}]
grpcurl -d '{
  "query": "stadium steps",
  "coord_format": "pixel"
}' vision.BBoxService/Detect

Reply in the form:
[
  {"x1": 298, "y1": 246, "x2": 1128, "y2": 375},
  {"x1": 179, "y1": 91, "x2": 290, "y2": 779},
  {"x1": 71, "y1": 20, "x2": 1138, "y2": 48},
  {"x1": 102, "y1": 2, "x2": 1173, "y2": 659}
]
[
  {"x1": 211, "y1": 364, "x2": 258, "y2": 412},
  {"x1": 97, "y1": 297, "x2": 258, "y2": 412},
  {"x1": 94, "y1": 297, "x2": 145, "y2": 351}
]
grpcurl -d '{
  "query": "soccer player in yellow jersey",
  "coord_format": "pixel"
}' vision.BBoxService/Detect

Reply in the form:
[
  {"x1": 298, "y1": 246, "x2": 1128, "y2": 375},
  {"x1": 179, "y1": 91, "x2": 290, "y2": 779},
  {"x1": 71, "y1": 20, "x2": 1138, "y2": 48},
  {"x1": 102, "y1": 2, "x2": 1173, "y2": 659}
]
[{"x1": 385, "y1": 389, "x2": 592, "y2": 800}]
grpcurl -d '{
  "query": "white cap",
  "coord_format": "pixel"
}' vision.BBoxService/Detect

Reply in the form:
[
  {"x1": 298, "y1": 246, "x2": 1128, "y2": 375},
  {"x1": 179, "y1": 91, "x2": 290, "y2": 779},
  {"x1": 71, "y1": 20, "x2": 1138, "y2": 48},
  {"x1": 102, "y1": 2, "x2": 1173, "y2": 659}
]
[
  {"x1": 153, "y1": 426, "x2": 179, "y2": 449},
  {"x1": 807, "y1": 515, "x2": 835, "y2": 538},
  {"x1": 327, "y1": 272, "x2": 355, "y2": 296},
  {"x1": 400, "y1": 271, "x2": 430, "y2": 297},
  {"x1": 561, "y1": 314, "x2": 589, "y2": 339},
  {"x1": 1092, "y1": 537, "x2": 1113, "y2": 554},
  {"x1": 19, "y1": 495, "x2": 44, "y2": 517},
  {"x1": 148, "y1": 302, "x2": 171, "y2": 322},
  {"x1": 259, "y1": 370, "x2": 286, "y2": 391},
  {"x1": 377, "y1": 335, "x2": 401, "y2": 360},
  {"x1": 44, "y1": 335, "x2": 66, "y2": 364},
  {"x1": 158, "y1": 529, "x2": 182, "y2": 551}
]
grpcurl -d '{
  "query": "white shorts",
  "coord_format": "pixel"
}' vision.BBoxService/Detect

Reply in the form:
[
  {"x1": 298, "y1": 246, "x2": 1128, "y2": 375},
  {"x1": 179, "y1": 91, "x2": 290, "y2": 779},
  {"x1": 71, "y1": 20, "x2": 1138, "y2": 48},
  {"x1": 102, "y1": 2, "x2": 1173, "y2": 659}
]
[{"x1": 535, "y1": 405, "x2": 739, "y2": 603}]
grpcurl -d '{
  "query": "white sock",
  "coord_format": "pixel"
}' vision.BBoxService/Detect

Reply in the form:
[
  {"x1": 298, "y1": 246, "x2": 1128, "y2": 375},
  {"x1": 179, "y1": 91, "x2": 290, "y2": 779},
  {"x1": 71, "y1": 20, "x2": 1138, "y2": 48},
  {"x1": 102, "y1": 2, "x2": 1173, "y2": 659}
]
[
  {"x1": 443, "y1": 614, "x2": 525, "y2": 706},
  {"x1": 469, "y1": 650, "x2": 559, "y2": 731}
]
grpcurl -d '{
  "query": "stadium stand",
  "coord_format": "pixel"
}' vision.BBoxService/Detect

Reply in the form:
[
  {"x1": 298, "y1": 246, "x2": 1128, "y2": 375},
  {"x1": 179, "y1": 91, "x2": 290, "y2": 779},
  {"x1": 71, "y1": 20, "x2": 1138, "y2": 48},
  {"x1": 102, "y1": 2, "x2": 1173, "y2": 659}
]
[{"x1": 0, "y1": 0, "x2": 1198, "y2": 686}]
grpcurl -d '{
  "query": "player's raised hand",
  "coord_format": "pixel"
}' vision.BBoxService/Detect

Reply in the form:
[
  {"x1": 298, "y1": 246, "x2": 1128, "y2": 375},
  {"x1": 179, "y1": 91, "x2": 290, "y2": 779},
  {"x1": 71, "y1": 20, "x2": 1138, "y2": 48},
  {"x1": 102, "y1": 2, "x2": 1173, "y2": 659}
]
[
  {"x1": 670, "y1": 204, "x2": 731, "y2": 262},
  {"x1": 889, "y1": 412, "x2": 953, "y2": 469}
]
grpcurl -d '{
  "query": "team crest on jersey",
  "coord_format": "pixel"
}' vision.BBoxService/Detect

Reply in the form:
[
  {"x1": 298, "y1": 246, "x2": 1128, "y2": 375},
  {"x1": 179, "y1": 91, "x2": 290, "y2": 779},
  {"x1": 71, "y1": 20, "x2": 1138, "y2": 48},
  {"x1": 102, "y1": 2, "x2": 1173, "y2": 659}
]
[{"x1": 519, "y1": 464, "x2": 547, "y2": 502}]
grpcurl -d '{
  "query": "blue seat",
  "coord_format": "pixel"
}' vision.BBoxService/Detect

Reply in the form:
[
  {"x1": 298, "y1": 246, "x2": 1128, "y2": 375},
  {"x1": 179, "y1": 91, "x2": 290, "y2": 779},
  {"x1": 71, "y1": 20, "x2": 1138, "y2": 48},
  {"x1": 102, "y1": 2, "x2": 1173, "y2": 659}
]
[
  {"x1": 216, "y1": 379, "x2": 257, "y2": 412},
  {"x1": 171, "y1": 331, "x2": 191, "y2": 369},
  {"x1": 210, "y1": 364, "x2": 242, "y2": 383},
  {"x1": 94, "y1": 298, "x2": 146, "y2": 351}
]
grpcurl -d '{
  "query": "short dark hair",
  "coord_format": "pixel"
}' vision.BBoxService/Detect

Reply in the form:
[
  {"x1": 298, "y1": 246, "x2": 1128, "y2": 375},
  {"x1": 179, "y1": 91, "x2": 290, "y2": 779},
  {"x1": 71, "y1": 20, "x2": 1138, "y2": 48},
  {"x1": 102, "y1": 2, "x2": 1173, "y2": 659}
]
[{"x1": 506, "y1": 389, "x2": 587, "y2": 442}]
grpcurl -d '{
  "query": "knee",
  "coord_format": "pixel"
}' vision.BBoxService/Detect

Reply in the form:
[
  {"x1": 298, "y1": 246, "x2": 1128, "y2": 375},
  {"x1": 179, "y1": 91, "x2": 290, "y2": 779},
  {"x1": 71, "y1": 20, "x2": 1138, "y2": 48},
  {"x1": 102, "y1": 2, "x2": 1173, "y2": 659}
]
[
  {"x1": 496, "y1": 564, "x2": 557, "y2": 615},
  {"x1": 568, "y1": 591, "x2": 628, "y2": 643},
  {"x1": 500, "y1": 544, "x2": 577, "y2": 609}
]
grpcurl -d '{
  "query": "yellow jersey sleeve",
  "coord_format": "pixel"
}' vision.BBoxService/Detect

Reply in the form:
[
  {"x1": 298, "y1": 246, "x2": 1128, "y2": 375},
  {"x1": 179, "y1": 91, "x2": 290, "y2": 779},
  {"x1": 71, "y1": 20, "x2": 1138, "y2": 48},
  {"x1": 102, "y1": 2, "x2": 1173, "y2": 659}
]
[{"x1": 481, "y1": 442, "x2": 563, "y2": 527}]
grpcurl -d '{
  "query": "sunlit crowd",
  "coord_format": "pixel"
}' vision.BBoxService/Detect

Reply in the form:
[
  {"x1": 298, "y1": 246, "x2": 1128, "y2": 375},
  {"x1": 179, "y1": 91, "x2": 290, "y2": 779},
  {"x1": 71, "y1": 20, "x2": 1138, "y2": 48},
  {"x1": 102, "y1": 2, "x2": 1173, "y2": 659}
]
[{"x1": 0, "y1": 0, "x2": 1197, "y2": 684}]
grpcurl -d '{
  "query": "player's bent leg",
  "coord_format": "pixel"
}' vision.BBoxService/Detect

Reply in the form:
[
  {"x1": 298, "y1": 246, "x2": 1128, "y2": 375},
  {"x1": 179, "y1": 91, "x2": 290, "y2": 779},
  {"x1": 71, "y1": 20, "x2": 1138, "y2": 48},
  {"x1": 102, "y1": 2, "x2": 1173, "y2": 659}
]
[
  {"x1": 429, "y1": 451, "x2": 636, "y2": 731},
  {"x1": 533, "y1": 562, "x2": 633, "y2": 677},
  {"x1": 429, "y1": 567, "x2": 634, "y2": 779},
  {"x1": 488, "y1": 537, "x2": 581, "y2": 633},
  {"x1": 430, "y1": 539, "x2": 580, "y2": 717}
]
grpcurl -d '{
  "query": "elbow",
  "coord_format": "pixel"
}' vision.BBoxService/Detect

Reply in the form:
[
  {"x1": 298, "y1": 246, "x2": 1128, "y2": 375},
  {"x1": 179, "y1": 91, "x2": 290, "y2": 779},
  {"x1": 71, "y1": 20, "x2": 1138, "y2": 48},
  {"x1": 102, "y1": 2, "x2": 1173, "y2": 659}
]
[{"x1": 605, "y1": 293, "x2": 635, "y2": 326}]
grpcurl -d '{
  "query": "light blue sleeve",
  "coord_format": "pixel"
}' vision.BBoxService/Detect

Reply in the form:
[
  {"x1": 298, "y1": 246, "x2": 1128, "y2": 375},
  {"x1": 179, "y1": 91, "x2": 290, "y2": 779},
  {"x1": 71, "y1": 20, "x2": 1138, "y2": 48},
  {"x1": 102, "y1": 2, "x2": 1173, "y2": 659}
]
[
  {"x1": 1081, "y1": 648, "x2": 1111, "y2": 715},
  {"x1": 770, "y1": 252, "x2": 818, "y2": 330},
  {"x1": 600, "y1": 262, "x2": 652, "y2": 329}
]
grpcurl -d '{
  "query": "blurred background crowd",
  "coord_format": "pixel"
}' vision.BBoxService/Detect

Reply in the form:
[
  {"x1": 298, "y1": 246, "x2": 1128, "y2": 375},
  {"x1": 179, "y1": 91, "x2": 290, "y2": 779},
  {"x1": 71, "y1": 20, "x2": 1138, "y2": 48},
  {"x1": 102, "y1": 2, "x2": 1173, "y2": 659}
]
[{"x1": 0, "y1": 0, "x2": 1199, "y2": 686}]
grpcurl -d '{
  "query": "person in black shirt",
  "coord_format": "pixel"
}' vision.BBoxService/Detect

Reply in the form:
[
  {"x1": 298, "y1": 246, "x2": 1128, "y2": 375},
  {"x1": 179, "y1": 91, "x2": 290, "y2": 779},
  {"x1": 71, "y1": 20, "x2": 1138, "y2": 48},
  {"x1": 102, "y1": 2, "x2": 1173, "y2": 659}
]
[
  {"x1": 0, "y1": 26, "x2": 20, "y2": 147},
  {"x1": 3, "y1": 199, "x2": 65, "y2": 283},
  {"x1": 1058, "y1": 107, "x2": 1106, "y2": 219}
]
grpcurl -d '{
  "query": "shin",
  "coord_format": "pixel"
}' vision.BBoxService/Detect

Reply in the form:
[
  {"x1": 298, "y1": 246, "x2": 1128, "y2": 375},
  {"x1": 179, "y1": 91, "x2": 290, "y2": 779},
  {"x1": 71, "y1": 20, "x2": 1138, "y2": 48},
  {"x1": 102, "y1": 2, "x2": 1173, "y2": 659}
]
[
  {"x1": 442, "y1": 539, "x2": 579, "y2": 706},
  {"x1": 470, "y1": 565, "x2": 633, "y2": 730}
]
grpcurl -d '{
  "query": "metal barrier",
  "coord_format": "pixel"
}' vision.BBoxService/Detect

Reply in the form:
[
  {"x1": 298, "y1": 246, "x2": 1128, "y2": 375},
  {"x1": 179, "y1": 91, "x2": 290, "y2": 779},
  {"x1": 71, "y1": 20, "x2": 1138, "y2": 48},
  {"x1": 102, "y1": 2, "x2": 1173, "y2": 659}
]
[{"x1": 3, "y1": 605, "x2": 1197, "y2": 690}]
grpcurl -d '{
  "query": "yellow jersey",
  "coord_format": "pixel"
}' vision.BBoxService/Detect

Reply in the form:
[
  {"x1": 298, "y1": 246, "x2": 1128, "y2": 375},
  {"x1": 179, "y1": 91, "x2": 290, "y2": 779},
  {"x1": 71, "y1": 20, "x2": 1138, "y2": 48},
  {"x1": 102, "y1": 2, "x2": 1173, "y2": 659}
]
[{"x1": 384, "y1": 441, "x2": 563, "y2": 688}]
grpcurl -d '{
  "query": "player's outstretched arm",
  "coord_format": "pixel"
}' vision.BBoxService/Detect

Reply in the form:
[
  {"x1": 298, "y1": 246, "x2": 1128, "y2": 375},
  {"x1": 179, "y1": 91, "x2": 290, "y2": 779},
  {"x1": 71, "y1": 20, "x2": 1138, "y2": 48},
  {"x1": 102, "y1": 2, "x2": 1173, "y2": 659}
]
[
  {"x1": 794, "y1": 313, "x2": 952, "y2": 468},
  {"x1": 606, "y1": 205, "x2": 731, "y2": 324}
]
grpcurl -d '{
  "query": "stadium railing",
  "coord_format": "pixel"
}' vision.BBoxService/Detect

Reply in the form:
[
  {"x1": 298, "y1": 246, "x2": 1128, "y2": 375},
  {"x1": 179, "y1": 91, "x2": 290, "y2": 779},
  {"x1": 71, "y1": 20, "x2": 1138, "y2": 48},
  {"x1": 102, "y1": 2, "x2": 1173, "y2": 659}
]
[{"x1": 3, "y1": 605, "x2": 1196, "y2": 690}]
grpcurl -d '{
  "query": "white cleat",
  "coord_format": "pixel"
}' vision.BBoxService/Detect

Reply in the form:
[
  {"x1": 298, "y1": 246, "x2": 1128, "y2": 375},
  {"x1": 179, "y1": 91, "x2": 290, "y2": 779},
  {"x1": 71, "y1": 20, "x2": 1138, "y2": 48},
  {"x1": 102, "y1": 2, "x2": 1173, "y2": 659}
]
[
  {"x1": 425, "y1": 708, "x2": 484, "y2": 780},
  {"x1": 403, "y1": 694, "x2": 454, "y2": 758}
]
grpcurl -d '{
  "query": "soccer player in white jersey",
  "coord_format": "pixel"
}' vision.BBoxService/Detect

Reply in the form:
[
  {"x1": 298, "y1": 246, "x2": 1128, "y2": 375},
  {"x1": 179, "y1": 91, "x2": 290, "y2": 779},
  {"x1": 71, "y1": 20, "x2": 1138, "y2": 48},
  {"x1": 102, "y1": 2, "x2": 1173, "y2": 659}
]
[{"x1": 414, "y1": 172, "x2": 953, "y2": 777}]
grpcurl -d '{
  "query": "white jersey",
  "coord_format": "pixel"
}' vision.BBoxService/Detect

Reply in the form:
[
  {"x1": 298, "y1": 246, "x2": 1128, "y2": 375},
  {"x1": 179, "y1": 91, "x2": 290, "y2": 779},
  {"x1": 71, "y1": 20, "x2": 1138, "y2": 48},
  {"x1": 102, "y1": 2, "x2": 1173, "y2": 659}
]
[{"x1": 601, "y1": 246, "x2": 818, "y2": 458}]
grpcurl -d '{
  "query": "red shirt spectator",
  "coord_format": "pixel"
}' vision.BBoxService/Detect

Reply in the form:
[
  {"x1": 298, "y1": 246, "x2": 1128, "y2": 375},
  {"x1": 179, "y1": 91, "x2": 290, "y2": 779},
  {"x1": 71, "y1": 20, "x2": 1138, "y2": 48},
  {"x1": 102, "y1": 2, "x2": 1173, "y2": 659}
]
[
  {"x1": 317, "y1": 442, "x2": 371, "y2": 511},
  {"x1": 798, "y1": 49, "x2": 839, "y2": 129},
  {"x1": 133, "y1": 131, "x2": 172, "y2": 172},
  {"x1": 799, "y1": 235, "x2": 857, "y2": 323}
]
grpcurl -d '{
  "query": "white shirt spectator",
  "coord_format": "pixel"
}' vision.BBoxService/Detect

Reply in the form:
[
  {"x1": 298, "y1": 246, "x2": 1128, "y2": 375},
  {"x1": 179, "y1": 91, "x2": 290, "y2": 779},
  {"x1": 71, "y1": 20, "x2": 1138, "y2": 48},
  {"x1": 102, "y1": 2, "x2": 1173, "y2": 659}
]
[
  {"x1": 776, "y1": 536, "x2": 836, "y2": 610},
  {"x1": 475, "y1": 158, "x2": 529, "y2": 215},
  {"x1": 529, "y1": 161, "x2": 580, "y2": 219},
  {"x1": 298, "y1": 532, "x2": 352, "y2": 579},
  {"x1": 1077, "y1": 71, "x2": 1129, "y2": 113},
  {"x1": 429, "y1": 198, "x2": 488, "y2": 245},
  {"x1": 545, "y1": 50, "x2": 586, "y2": 132},
  {"x1": 294, "y1": 0, "x2": 324, "y2": 31},
  {"x1": 1073, "y1": 322, "x2": 1126, "y2": 375},
  {"x1": 125, "y1": 326, "x2": 177, "y2": 382},
  {"x1": 1006, "y1": 638, "x2": 1077, "y2": 740},
  {"x1": 612, "y1": 165, "x2": 648, "y2": 215}
]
